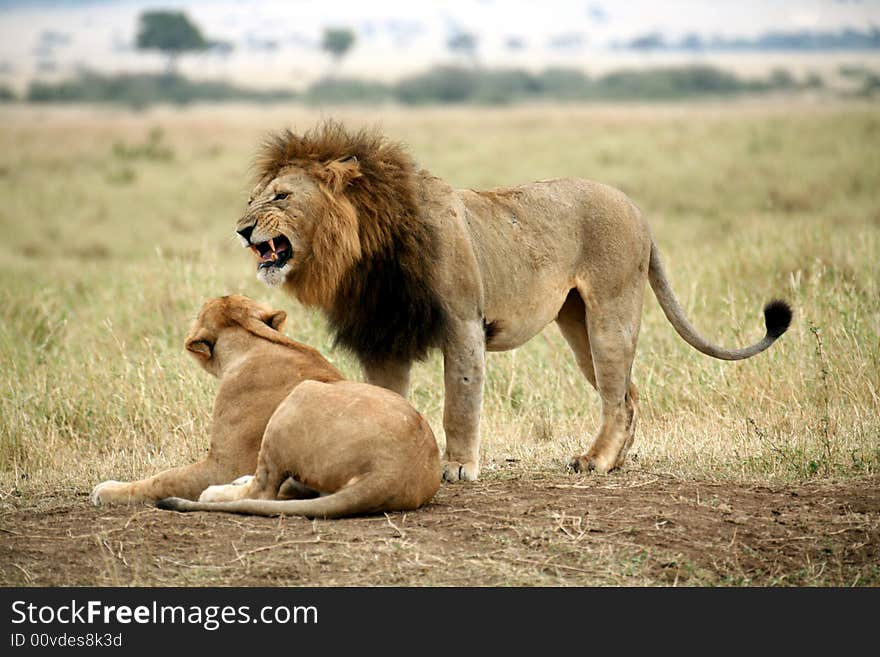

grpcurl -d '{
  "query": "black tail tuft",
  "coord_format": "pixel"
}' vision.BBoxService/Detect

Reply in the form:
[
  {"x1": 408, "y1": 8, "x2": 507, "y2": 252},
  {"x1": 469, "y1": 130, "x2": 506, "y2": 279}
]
[
  {"x1": 156, "y1": 497, "x2": 184, "y2": 512},
  {"x1": 763, "y1": 299, "x2": 792, "y2": 339}
]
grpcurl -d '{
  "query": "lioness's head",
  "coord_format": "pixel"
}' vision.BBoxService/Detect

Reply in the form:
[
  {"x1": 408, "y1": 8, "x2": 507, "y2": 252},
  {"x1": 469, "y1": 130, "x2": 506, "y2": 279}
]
[
  {"x1": 234, "y1": 121, "x2": 418, "y2": 309},
  {"x1": 184, "y1": 294, "x2": 286, "y2": 376}
]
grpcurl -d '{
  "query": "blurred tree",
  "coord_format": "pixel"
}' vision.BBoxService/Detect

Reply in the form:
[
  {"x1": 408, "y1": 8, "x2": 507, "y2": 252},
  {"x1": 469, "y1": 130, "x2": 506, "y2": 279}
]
[
  {"x1": 136, "y1": 11, "x2": 209, "y2": 75},
  {"x1": 447, "y1": 31, "x2": 479, "y2": 67},
  {"x1": 321, "y1": 28, "x2": 356, "y2": 76},
  {"x1": 679, "y1": 33, "x2": 704, "y2": 51},
  {"x1": 628, "y1": 32, "x2": 666, "y2": 51}
]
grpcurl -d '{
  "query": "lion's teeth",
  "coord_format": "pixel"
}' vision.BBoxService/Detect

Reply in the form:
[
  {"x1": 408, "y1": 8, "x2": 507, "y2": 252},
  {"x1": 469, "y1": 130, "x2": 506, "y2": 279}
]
[{"x1": 268, "y1": 238, "x2": 275, "y2": 252}]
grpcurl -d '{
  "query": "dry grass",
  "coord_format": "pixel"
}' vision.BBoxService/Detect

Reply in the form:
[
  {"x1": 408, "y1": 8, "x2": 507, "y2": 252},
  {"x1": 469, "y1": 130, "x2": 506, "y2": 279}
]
[{"x1": 1, "y1": 100, "x2": 878, "y2": 498}]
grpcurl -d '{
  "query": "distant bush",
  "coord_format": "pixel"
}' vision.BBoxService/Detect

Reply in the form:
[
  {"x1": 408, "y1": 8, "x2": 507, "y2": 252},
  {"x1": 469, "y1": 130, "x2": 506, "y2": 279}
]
[
  {"x1": 304, "y1": 77, "x2": 391, "y2": 105},
  {"x1": 470, "y1": 69, "x2": 542, "y2": 104},
  {"x1": 397, "y1": 65, "x2": 823, "y2": 104},
  {"x1": 767, "y1": 68, "x2": 797, "y2": 90},
  {"x1": 22, "y1": 65, "x2": 820, "y2": 108},
  {"x1": 803, "y1": 72, "x2": 824, "y2": 89},
  {"x1": 592, "y1": 65, "x2": 746, "y2": 99},
  {"x1": 838, "y1": 65, "x2": 880, "y2": 97},
  {"x1": 395, "y1": 67, "x2": 549, "y2": 105},
  {"x1": 391, "y1": 64, "x2": 797, "y2": 104},
  {"x1": 395, "y1": 66, "x2": 480, "y2": 104},
  {"x1": 537, "y1": 68, "x2": 592, "y2": 99},
  {"x1": 858, "y1": 72, "x2": 880, "y2": 97},
  {"x1": 27, "y1": 72, "x2": 296, "y2": 108},
  {"x1": 0, "y1": 86, "x2": 15, "y2": 102}
]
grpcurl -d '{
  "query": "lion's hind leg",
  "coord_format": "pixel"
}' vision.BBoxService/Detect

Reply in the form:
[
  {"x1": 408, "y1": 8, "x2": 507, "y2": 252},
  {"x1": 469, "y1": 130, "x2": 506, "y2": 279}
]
[{"x1": 567, "y1": 284, "x2": 642, "y2": 475}]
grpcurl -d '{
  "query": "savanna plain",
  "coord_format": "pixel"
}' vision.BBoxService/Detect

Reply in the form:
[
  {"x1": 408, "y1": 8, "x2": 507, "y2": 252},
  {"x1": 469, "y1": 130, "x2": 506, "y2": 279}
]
[{"x1": 0, "y1": 101, "x2": 877, "y2": 586}]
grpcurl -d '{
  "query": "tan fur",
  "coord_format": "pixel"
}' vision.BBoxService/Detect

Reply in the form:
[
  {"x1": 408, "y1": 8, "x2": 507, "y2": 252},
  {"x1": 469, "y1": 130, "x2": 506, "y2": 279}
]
[
  {"x1": 237, "y1": 122, "x2": 790, "y2": 481},
  {"x1": 92, "y1": 295, "x2": 441, "y2": 517}
]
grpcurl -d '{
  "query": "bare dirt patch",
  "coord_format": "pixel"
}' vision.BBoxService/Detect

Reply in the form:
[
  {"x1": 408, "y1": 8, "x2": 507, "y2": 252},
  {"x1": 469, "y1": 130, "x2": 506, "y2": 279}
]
[{"x1": 1, "y1": 471, "x2": 877, "y2": 587}]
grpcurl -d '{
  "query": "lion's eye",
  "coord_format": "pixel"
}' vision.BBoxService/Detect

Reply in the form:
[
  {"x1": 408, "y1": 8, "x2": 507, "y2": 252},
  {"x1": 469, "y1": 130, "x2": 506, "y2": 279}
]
[{"x1": 273, "y1": 193, "x2": 289, "y2": 201}]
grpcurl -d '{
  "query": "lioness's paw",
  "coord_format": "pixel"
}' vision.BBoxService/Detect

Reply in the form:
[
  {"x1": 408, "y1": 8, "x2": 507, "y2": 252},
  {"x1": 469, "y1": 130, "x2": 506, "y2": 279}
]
[
  {"x1": 442, "y1": 461, "x2": 480, "y2": 482},
  {"x1": 231, "y1": 475, "x2": 254, "y2": 486},
  {"x1": 90, "y1": 481, "x2": 129, "y2": 506},
  {"x1": 567, "y1": 454, "x2": 614, "y2": 475},
  {"x1": 198, "y1": 483, "x2": 240, "y2": 503}
]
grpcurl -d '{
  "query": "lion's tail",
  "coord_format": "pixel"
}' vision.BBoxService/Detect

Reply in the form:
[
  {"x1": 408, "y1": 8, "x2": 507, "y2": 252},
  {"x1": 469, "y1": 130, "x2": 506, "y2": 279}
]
[
  {"x1": 648, "y1": 241, "x2": 792, "y2": 361},
  {"x1": 156, "y1": 477, "x2": 386, "y2": 519}
]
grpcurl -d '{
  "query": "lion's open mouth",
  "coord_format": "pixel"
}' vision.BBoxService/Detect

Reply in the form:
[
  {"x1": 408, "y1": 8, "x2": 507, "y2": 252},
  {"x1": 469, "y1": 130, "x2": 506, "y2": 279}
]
[{"x1": 249, "y1": 235, "x2": 292, "y2": 270}]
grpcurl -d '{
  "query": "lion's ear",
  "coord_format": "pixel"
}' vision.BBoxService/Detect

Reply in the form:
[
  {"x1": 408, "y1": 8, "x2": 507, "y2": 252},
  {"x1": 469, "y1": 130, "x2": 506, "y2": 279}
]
[
  {"x1": 322, "y1": 156, "x2": 361, "y2": 194},
  {"x1": 264, "y1": 310, "x2": 287, "y2": 331}
]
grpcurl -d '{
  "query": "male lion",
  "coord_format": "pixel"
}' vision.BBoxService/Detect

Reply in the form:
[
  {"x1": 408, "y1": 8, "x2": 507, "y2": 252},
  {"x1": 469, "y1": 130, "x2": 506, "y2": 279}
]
[
  {"x1": 235, "y1": 121, "x2": 791, "y2": 481},
  {"x1": 92, "y1": 295, "x2": 441, "y2": 517}
]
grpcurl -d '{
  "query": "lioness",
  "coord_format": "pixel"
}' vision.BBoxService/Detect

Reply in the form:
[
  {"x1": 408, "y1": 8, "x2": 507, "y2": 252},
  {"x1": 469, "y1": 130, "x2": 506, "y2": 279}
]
[
  {"x1": 235, "y1": 121, "x2": 791, "y2": 481},
  {"x1": 92, "y1": 295, "x2": 441, "y2": 517}
]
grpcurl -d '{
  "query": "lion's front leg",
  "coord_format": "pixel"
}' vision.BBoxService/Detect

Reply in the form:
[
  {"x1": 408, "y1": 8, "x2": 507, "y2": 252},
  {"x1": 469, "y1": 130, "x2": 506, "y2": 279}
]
[{"x1": 441, "y1": 318, "x2": 485, "y2": 482}]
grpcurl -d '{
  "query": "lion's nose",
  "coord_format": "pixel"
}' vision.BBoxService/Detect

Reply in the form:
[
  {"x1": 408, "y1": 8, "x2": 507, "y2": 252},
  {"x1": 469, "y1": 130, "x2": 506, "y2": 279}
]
[{"x1": 237, "y1": 225, "x2": 254, "y2": 243}]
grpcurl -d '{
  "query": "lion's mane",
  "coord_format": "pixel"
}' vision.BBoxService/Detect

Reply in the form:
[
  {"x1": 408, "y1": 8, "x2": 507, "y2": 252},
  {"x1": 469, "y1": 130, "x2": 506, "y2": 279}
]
[{"x1": 255, "y1": 121, "x2": 447, "y2": 366}]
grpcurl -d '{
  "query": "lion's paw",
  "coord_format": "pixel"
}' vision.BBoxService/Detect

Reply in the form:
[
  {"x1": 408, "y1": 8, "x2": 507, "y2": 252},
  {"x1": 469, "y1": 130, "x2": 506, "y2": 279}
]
[
  {"x1": 442, "y1": 460, "x2": 480, "y2": 483},
  {"x1": 231, "y1": 475, "x2": 254, "y2": 486},
  {"x1": 90, "y1": 481, "x2": 129, "y2": 507}
]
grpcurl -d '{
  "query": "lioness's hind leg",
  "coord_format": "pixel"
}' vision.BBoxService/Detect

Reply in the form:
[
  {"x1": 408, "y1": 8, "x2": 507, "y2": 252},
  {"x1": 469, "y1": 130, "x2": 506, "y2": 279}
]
[
  {"x1": 202, "y1": 419, "x2": 302, "y2": 502},
  {"x1": 555, "y1": 289, "x2": 597, "y2": 390},
  {"x1": 198, "y1": 474, "x2": 254, "y2": 502},
  {"x1": 199, "y1": 466, "x2": 285, "y2": 503},
  {"x1": 568, "y1": 286, "x2": 642, "y2": 475},
  {"x1": 277, "y1": 477, "x2": 321, "y2": 500},
  {"x1": 614, "y1": 382, "x2": 639, "y2": 468}
]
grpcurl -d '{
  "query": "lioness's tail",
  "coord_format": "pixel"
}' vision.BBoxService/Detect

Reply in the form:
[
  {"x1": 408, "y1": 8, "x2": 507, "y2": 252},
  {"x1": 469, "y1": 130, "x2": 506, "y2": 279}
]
[
  {"x1": 156, "y1": 477, "x2": 386, "y2": 519},
  {"x1": 648, "y1": 241, "x2": 792, "y2": 361}
]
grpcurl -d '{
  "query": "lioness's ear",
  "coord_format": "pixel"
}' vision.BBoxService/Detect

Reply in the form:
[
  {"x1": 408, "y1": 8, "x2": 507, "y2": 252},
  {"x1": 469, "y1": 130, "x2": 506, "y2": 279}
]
[
  {"x1": 322, "y1": 156, "x2": 361, "y2": 194},
  {"x1": 264, "y1": 310, "x2": 287, "y2": 331},
  {"x1": 185, "y1": 331, "x2": 214, "y2": 358}
]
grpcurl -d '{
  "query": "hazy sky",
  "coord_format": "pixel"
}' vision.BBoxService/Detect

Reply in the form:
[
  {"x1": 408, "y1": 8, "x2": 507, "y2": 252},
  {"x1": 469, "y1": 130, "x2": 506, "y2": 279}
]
[{"x1": 1, "y1": 0, "x2": 878, "y2": 85}]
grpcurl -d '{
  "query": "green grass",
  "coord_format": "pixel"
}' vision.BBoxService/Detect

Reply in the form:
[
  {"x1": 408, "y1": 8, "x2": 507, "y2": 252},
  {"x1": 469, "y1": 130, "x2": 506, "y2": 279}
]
[{"x1": 1, "y1": 101, "x2": 878, "y2": 493}]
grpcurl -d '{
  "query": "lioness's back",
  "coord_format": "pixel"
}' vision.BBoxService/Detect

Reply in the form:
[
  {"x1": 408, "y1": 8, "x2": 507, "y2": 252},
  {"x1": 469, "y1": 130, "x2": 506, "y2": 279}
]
[{"x1": 274, "y1": 381, "x2": 438, "y2": 458}]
